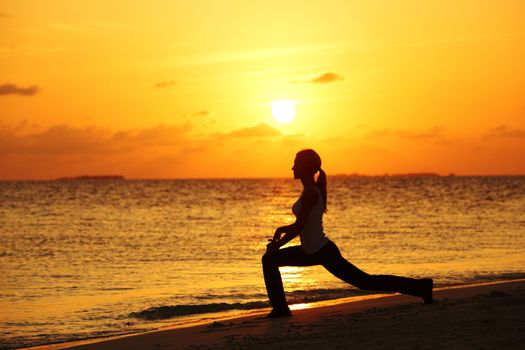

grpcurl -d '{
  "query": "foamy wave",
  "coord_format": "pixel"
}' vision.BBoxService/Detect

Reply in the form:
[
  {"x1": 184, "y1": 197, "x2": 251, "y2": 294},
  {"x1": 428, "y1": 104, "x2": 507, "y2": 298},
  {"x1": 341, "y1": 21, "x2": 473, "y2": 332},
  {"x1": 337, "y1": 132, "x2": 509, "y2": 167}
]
[
  {"x1": 129, "y1": 301, "x2": 269, "y2": 320},
  {"x1": 129, "y1": 288, "x2": 377, "y2": 320}
]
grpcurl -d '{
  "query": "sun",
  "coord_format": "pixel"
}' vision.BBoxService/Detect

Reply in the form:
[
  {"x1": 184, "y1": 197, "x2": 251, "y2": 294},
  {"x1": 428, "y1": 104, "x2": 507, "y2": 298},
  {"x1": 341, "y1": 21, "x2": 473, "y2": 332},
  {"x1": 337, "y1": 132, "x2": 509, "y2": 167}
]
[{"x1": 270, "y1": 99, "x2": 296, "y2": 123}]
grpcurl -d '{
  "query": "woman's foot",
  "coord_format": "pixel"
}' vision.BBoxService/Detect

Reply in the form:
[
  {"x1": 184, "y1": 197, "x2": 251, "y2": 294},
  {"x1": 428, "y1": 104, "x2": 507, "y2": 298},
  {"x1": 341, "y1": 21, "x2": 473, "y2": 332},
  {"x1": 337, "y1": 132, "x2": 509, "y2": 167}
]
[
  {"x1": 266, "y1": 307, "x2": 292, "y2": 318},
  {"x1": 420, "y1": 278, "x2": 434, "y2": 304}
]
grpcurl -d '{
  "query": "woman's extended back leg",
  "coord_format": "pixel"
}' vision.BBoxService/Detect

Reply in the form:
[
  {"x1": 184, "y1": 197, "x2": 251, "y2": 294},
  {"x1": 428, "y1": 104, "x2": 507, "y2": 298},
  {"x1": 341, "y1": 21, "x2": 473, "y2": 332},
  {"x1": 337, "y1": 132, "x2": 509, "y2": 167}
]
[{"x1": 320, "y1": 241, "x2": 427, "y2": 298}]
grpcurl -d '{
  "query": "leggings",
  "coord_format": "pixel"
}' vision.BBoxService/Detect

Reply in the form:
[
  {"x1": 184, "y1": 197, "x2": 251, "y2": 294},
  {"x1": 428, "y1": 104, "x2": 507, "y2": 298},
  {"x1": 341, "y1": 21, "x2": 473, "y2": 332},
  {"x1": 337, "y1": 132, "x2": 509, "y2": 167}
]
[{"x1": 262, "y1": 240, "x2": 423, "y2": 310}]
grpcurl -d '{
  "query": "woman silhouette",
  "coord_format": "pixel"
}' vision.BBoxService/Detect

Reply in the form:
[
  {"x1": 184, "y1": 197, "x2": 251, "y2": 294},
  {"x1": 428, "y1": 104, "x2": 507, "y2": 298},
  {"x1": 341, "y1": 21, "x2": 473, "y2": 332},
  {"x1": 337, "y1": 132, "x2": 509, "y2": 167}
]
[{"x1": 262, "y1": 149, "x2": 433, "y2": 317}]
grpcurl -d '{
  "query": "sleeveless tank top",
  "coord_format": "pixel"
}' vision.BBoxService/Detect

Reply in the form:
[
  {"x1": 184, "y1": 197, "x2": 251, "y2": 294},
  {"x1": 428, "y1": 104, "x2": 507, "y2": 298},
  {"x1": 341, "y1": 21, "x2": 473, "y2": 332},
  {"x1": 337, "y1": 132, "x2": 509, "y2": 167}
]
[{"x1": 292, "y1": 186, "x2": 329, "y2": 254}]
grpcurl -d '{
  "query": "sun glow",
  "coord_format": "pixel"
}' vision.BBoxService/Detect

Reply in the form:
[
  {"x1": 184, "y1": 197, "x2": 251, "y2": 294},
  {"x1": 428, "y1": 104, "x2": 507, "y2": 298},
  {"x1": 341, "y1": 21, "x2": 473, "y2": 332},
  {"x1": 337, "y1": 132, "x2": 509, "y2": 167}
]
[{"x1": 270, "y1": 99, "x2": 296, "y2": 123}]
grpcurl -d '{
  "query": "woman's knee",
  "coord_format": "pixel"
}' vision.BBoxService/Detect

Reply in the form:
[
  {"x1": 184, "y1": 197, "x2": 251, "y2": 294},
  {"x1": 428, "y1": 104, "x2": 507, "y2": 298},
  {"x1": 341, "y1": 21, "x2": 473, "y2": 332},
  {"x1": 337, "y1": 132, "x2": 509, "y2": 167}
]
[
  {"x1": 325, "y1": 261, "x2": 372, "y2": 289},
  {"x1": 352, "y1": 276, "x2": 374, "y2": 290}
]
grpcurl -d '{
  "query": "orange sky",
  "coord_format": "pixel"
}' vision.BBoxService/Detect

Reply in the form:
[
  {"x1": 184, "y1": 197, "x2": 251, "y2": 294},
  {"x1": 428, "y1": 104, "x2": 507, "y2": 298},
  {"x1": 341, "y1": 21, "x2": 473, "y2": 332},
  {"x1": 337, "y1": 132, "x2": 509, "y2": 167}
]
[{"x1": 1, "y1": 1, "x2": 524, "y2": 179}]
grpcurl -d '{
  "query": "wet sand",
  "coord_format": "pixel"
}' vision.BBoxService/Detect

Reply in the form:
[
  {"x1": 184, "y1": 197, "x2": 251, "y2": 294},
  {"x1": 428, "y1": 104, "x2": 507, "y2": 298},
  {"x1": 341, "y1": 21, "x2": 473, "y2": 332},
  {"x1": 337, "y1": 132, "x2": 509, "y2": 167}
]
[{"x1": 28, "y1": 279, "x2": 525, "y2": 350}]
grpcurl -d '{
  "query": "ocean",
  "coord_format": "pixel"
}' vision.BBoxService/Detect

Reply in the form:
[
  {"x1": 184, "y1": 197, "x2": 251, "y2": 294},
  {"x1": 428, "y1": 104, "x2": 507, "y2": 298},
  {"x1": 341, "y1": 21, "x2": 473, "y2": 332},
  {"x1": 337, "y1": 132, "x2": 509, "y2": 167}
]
[{"x1": 1, "y1": 177, "x2": 524, "y2": 349}]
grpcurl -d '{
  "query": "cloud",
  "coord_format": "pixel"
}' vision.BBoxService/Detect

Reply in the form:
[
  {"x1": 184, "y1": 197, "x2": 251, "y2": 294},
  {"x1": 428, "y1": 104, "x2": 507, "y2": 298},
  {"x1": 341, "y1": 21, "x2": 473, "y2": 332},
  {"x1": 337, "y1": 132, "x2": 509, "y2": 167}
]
[
  {"x1": 113, "y1": 123, "x2": 190, "y2": 148},
  {"x1": 396, "y1": 126, "x2": 445, "y2": 139},
  {"x1": 27, "y1": 125, "x2": 112, "y2": 154},
  {"x1": 191, "y1": 110, "x2": 213, "y2": 117},
  {"x1": 0, "y1": 121, "x2": 284, "y2": 164},
  {"x1": 291, "y1": 72, "x2": 344, "y2": 84},
  {"x1": 170, "y1": 44, "x2": 346, "y2": 67},
  {"x1": 0, "y1": 121, "x2": 307, "y2": 179},
  {"x1": 367, "y1": 126, "x2": 445, "y2": 140},
  {"x1": 0, "y1": 12, "x2": 9, "y2": 18},
  {"x1": 0, "y1": 124, "x2": 113, "y2": 155},
  {"x1": 47, "y1": 22, "x2": 85, "y2": 32},
  {"x1": 366, "y1": 128, "x2": 391, "y2": 138},
  {"x1": 0, "y1": 123, "x2": 190, "y2": 156},
  {"x1": 485, "y1": 124, "x2": 525, "y2": 139},
  {"x1": 0, "y1": 122, "x2": 214, "y2": 179},
  {"x1": 154, "y1": 80, "x2": 177, "y2": 88},
  {"x1": 280, "y1": 134, "x2": 307, "y2": 148},
  {"x1": 45, "y1": 21, "x2": 130, "y2": 32},
  {"x1": 222, "y1": 123, "x2": 281, "y2": 138},
  {"x1": 0, "y1": 83, "x2": 39, "y2": 96}
]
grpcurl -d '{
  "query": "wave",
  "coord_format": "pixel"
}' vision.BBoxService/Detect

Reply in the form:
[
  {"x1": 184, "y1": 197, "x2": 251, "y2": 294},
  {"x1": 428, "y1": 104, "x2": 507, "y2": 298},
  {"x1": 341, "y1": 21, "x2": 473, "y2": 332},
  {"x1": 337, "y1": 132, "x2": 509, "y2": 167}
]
[
  {"x1": 128, "y1": 274, "x2": 525, "y2": 321},
  {"x1": 129, "y1": 301, "x2": 269, "y2": 320},
  {"x1": 129, "y1": 287, "x2": 379, "y2": 320},
  {"x1": 128, "y1": 272, "x2": 525, "y2": 321},
  {"x1": 462, "y1": 272, "x2": 525, "y2": 284},
  {"x1": 285, "y1": 287, "x2": 374, "y2": 304}
]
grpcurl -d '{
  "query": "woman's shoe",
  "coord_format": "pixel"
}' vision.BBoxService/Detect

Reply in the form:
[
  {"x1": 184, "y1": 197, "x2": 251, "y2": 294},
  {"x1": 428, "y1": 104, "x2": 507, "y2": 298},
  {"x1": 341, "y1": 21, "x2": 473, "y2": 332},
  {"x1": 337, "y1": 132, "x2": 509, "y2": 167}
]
[
  {"x1": 420, "y1": 278, "x2": 434, "y2": 304},
  {"x1": 266, "y1": 307, "x2": 292, "y2": 318}
]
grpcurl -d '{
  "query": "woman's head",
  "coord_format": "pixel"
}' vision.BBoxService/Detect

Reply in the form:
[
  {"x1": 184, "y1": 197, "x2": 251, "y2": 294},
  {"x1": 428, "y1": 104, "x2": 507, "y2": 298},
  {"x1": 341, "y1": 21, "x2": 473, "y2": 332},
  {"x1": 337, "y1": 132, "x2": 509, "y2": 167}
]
[
  {"x1": 293, "y1": 149, "x2": 327, "y2": 212},
  {"x1": 293, "y1": 149, "x2": 322, "y2": 179}
]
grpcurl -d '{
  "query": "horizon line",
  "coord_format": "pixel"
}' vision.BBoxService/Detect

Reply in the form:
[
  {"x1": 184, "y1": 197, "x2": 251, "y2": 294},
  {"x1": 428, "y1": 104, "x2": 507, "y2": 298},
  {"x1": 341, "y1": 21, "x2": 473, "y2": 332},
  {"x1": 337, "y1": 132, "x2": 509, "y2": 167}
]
[{"x1": 1, "y1": 173, "x2": 525, "y2": 181}]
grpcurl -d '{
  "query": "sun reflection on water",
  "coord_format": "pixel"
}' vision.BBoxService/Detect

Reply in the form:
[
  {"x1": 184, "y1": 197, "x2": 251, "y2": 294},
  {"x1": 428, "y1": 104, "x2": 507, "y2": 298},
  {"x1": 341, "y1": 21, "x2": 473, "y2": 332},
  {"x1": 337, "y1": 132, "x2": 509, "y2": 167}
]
[
  {"x1": 289, "y1": 303, "x2": 311, "y2": 310},
  {"x1": 280, "y1": 266, "x2": 305, "y2": 283}
]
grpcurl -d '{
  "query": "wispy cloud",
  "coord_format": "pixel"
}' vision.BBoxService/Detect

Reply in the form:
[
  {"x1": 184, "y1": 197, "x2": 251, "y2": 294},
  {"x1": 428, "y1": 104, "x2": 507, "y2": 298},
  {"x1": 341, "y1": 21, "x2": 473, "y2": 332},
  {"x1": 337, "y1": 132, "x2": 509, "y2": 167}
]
[
  {"x1": 0, "y1": 44, "x2": 66, "y2": 57},
  {"x1": 0, "y1": 83, "x2": 39, "y2": 96},
  {"x1": 154, "y1": 80, "x2": 177, "y2": 88},
  {"x1": 221, "y1": 123, "x2": 281, "y2": 138},
  {"x1": 367, "y1": 126, "x2": 445, "y2": 140},
  {"x1": 191, "y1": 110, "x2": 212, "y2": 117},
  {"x1": 81, "y1": 20, "x2": 131, "y2": 30},
  {"x1": 45, "y1": 20, "x2": 130, "y2": 32},
  {"x1": 113, "y1": 124, "x2": 191, "y2": 148},
  {"x1": 291, "y1": 72, "x2": 345, "y2": 84},
  {"x1": 46, "y1": 22, "x2": 85, "y2": 32},
  {"x1": 396, "y1": 126, "x2": 445, "y2": 139},
  {"x1": 167, "y1": 43, "x2": 349, "y2": 67},
  {"x1": 170, "y1": 32, "x2": 519, "y2": 68},
  {"x1": 485, "y1": 124, "x2": 525, "y2": 139}
]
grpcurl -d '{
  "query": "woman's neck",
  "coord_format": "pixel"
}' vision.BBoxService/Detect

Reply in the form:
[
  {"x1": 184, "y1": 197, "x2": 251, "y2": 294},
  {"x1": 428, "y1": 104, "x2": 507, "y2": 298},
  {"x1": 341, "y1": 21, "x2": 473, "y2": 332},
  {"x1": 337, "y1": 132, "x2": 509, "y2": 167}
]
[{"x1": 301, "y1": 176, "x2": 315, "y2": 189}]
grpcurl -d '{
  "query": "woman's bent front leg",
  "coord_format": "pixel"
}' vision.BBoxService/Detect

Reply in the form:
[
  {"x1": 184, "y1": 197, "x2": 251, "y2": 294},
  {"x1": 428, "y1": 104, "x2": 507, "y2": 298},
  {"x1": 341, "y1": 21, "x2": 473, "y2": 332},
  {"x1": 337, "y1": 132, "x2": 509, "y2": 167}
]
[{"x1": 262, "y1": 246, "x2": 320, "y2": 311}]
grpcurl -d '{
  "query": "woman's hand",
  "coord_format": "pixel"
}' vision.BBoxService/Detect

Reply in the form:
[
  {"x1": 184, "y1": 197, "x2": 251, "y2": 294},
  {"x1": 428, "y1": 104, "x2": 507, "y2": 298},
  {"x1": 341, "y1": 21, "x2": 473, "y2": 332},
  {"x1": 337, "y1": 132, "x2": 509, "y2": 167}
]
[
  {"x1": 266, "y1": 238, "x2": 279, "y2": 253},
  {"x1": 266, "y1": 226, "x2": 285, "y2": 254},
  {"x1": 273, "y1": 227, "x2": 285, "y2": 241}
]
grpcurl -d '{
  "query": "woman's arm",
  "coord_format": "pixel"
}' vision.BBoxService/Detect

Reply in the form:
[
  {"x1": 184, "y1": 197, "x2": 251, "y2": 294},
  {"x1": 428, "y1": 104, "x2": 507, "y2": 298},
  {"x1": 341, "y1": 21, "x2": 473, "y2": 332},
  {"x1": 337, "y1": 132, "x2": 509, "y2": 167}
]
[{"x1": 271, "y1": 187, "x2": 319, "y2": 249}]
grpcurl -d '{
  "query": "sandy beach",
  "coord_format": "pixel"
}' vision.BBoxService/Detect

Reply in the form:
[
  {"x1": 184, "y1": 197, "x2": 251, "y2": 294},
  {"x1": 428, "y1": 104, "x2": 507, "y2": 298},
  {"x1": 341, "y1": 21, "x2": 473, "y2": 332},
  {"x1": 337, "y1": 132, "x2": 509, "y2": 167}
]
[{"x1": 23, "y1": 279, "x2": 524, "y2": 350}]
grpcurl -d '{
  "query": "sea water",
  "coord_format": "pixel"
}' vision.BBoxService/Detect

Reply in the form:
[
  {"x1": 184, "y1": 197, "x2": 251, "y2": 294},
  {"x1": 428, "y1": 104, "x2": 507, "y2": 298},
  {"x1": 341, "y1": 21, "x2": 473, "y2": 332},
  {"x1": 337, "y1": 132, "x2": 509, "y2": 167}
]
[{"x1": 1, "y1": 177, "x2": 524, "y2": 348}]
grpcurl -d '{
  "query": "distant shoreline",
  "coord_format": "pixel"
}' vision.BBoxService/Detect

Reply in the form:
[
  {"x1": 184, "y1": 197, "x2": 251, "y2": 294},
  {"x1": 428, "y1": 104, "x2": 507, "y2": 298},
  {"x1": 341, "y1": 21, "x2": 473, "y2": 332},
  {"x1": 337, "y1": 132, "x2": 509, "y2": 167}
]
[
  {"x1": 56, "y1": 175, "x2": 125, "y2": 181},
  {"x1": 58, "y1": 173, "x2": 449, "y2": 181},
  {"x1": 332, "y1": 172, "x2": 447, "y2": 177}
]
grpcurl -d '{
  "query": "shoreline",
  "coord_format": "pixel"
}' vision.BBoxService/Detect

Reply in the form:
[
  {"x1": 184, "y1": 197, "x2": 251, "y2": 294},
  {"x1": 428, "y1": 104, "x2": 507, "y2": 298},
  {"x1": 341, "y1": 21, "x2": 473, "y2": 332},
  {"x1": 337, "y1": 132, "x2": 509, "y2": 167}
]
[{"x1": 20, "y1": 279, "x2": 525, "y2": 350}]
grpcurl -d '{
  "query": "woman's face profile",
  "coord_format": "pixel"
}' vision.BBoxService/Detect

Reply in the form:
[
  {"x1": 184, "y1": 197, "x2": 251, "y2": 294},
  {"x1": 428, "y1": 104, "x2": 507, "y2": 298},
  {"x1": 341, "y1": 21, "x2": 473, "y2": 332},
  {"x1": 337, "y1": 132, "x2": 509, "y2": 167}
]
[{"x1": 292, "y1": 156, "x2": 305, "y2": 179}]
